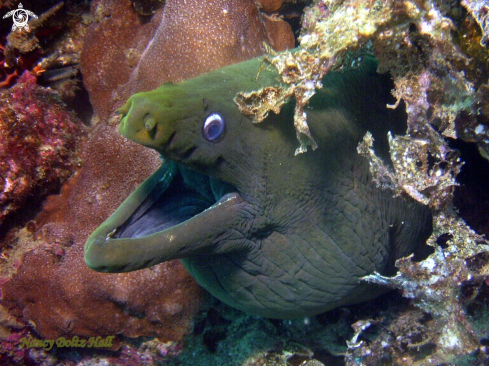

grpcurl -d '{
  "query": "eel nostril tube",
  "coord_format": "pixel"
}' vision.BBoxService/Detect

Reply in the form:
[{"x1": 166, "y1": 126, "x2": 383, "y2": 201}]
[{"x1": 144, "y1": 114, "x2": 157, "y2": 132}]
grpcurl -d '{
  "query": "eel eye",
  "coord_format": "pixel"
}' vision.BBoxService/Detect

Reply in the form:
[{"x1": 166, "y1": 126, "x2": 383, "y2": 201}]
[{"x1": 203, "y1": 113, "x2": 225, "y2": 142}]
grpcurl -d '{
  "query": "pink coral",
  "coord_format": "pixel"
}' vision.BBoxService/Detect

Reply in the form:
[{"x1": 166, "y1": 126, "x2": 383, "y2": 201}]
[{"x1": 0, "y1": 72, "x2": 85, "y2": 227}]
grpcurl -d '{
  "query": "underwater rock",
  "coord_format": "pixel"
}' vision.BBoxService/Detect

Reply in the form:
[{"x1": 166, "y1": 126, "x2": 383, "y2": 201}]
[
  {"x1": 256, "y1": 0, "x2": 488, "y2": 159},
  {"x1": 0, "y1": 72, "x2": 84, "y2": 227},
  {"x1": 262, "y1": 14, "x2": 296, "y2": 52},
  {"x1": 2, "y1": 245, "x2": 200, "y2": 341},
  {"x1": 257, "y1": 0, "x2": 285, "y2": 13},
  {"x1": 363, "y1": 216, "x2": 486, "y2": 361}
]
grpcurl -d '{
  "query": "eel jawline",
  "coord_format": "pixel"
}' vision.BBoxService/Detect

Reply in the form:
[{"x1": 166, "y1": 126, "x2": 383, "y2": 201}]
[{"x1": 84, "y1": 163, "x2": 249, "y2": 273}]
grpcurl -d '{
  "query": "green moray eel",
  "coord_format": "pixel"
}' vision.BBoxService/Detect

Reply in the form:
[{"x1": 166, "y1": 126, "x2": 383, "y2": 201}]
[{"x1": 85, "y1": 55, "x2": 432, "y2": 318}]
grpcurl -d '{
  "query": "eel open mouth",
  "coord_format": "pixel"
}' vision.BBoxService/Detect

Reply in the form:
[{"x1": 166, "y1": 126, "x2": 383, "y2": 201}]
[
  {"x1": 84, "y1": 160, "x2": 242, "y2": 273},
  {"x1": 113, "y1": 161, "x2": 236, "y2": 239}
]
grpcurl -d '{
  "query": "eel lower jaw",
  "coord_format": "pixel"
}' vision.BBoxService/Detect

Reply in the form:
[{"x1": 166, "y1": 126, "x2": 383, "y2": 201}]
[{"x1": 84, "y1": 162, "x2": 247, "y2": 273}]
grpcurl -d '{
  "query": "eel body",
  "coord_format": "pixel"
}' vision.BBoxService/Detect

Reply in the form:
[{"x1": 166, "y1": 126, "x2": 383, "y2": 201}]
[{"x1": 85, "y1": 55, "x2": 432, "y2": 318}]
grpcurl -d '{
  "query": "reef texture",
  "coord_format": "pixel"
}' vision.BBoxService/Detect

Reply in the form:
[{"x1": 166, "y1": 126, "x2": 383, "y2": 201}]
[
  {"x1": 80, "y1": 0, "x2": 163, "y2": 120},
  {"x1": 237, "y1": 0, "x2": 489, "y2": 158},
  {"x1": 0, "y1": 71, "x2": 84, "y2": 227},
  {"x1": 1, "y1": 1, "x2": 89, "y2": 100},
  {"x1": 462, "y1": 0, "x2": 489, "y2": 47},
  {"x1": 2, "y1": 238, "x2": 200, "y2": 340},
  {"x1": 1, "y1": 121, "x2": 205, "y2": 338},
  {"x1": 82, "y1": 0, "x2": 295, "y2": 120}
]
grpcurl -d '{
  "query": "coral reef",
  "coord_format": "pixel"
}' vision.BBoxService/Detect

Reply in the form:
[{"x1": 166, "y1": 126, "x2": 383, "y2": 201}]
[
  {"x1": 0, "y1": 0, "x2": 203, "y2": 358},
  {"x1": 0, "y1": 71, "x2": 84, "y2": 227},
  {"x1": 462, "y1": 0, "x2": 489, "y2": 47},
  {"x1": 360, "y1": 217, "x2": 487, "y2": 363},
  {"x1": 258, "y1": 0, "x2": 286, "y2": 13},
  {"x1": 1, "y1": 1, "x2": 89, "y2": 97},
  {"x1": 129, "y1": 0, "x2": 294, "y2": 91},
  {"x1": 261, "y1": 13, "x2": 296, "y2": 53},
  {"x1": 2, "y1": 241, "x2": 202, "y2": 341},
  {"x1": 356, "y1": 129, "x2": 462, "y2": 210},
  {"x1": 238, "y1": 0, "x2": 489, "y2": 157},
  {"x1": 1, "y1": 122, "x2": 205, "y2": 340}
]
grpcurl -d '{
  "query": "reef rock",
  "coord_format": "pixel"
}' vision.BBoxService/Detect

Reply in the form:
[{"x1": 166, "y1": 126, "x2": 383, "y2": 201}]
[
  {"x1": 0, "y1": 72, "x2": 84, "y2": 227},
  {"x1": 80, "y1": 0, "x2": 163, "y2": 120},
  {"x1": 257, "y1": 0, "x2": 285, "y2": 13},
  {"x1": 2, "y1": 244, "x2": 199, "y2": 341},
  {"x1": 129, "y1": 0, "x2": 272, "y2": 92}
]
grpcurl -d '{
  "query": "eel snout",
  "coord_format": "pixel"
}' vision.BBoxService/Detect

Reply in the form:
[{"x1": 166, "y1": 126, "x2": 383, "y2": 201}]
[{"x1": 117, "y1": 94, "x2": 175, "y2": 150}]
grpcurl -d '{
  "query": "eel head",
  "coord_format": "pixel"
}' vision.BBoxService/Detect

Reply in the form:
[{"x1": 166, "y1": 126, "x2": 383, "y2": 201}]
[{"x1": 85, "y1": 58, "x2": 290, "y2": 274}]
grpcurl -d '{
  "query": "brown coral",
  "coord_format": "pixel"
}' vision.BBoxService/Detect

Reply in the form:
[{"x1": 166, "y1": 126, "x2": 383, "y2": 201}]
[
  {"x1": 128, "y1": 0, "x2": 293, "y2": 92},
  {"x1": 262, "y1": 14, "x2": 296, "y2": 52},
  {"x1": 2, "y1": 244, "x2": 201, "y2": 341},
  {"x1": 257, "y1": 0, "x2": 285, "y2": 13},
  {"x1": 81, "y1": 0, "x2": 295, "y2": 120},
  {"x1": 80, "y1": 0, "x2": 163, "y2": 119}
]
